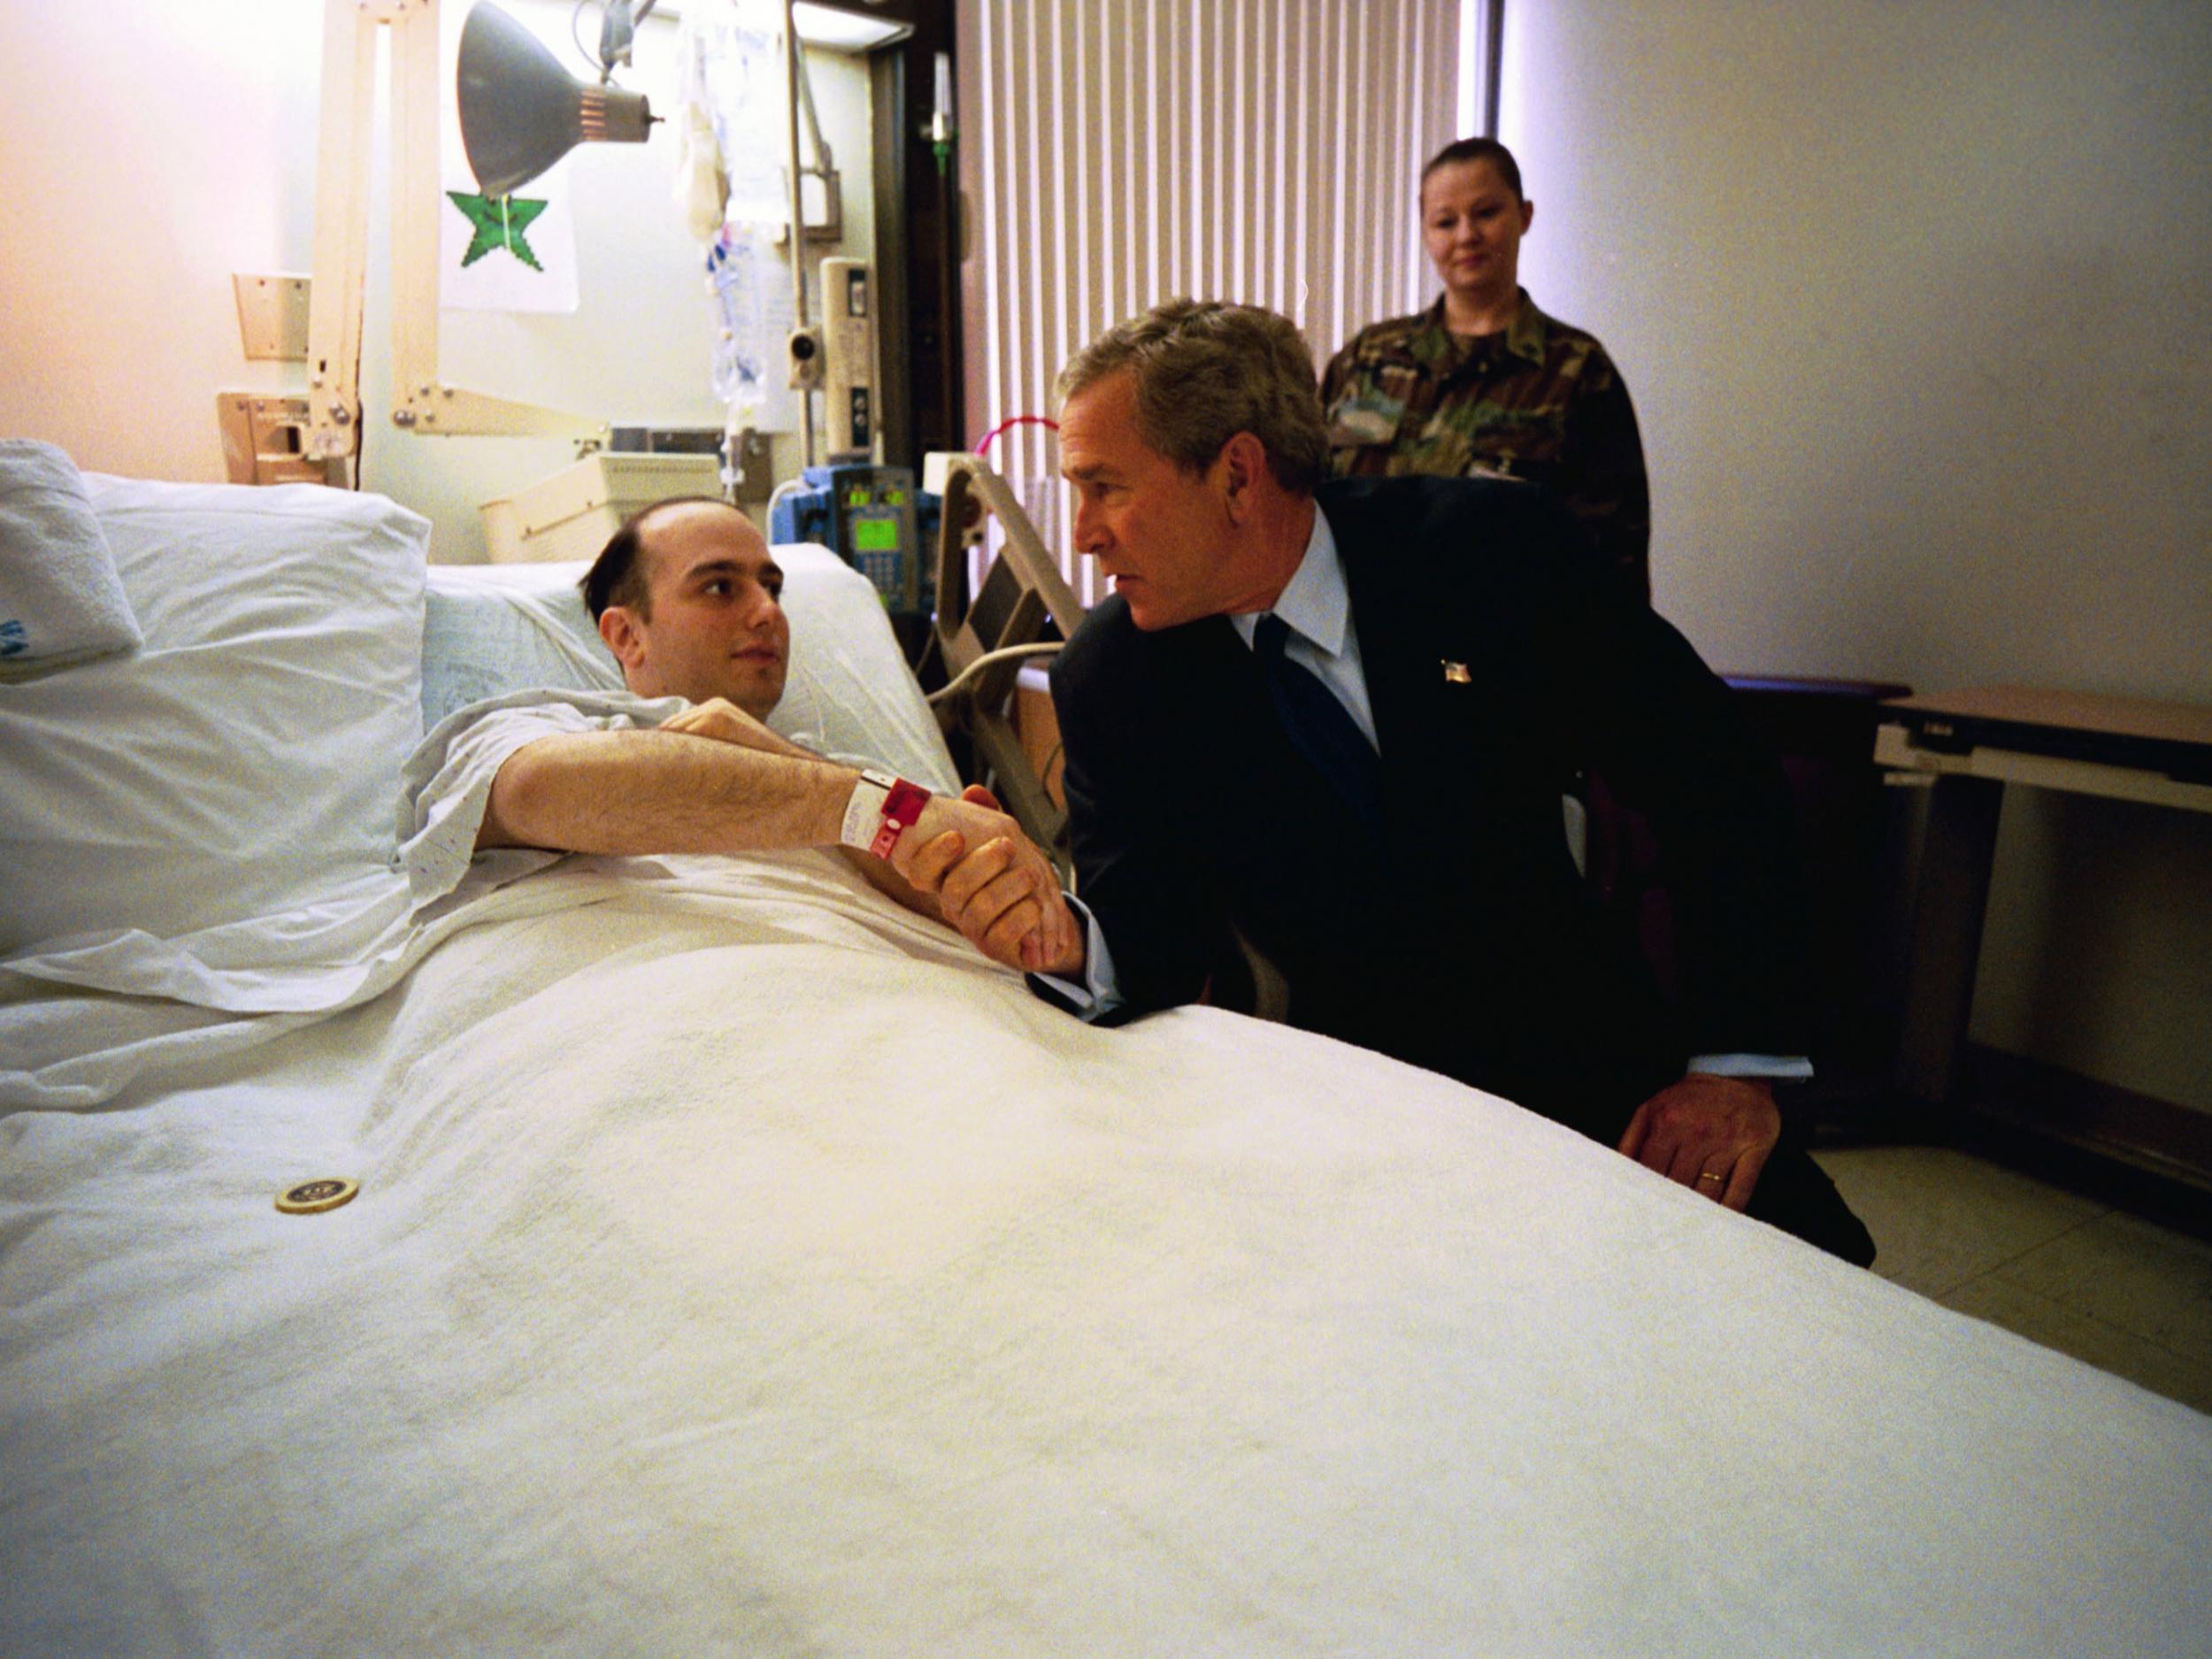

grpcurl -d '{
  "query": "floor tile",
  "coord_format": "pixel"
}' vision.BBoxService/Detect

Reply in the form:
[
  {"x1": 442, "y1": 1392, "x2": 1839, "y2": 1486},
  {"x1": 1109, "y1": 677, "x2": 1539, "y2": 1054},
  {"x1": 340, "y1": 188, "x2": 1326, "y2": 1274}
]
[
  {"x1": 1810, "y1": 1144, "x2": 2104, "y2": 1298},
  {"x1": 1936, "y1": 1275, "x2": 2212, "y2": 1417},
  {"x1": 1990, "y1": 1209, "x2": 2212, "y2": 1366}
]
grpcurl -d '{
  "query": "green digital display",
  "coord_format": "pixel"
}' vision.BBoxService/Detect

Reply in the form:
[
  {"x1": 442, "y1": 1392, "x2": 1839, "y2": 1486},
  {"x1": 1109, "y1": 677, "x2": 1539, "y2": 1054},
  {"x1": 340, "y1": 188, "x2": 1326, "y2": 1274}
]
[{"x1": 851, "y1": 517, "x2": 900, "y2": 553}]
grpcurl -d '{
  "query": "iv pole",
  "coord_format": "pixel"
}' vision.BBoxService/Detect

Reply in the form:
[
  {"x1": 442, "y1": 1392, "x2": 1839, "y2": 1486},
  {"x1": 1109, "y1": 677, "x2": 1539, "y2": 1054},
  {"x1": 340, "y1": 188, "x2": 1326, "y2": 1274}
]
[{"x1": 782, "y1": 0, "x2": 817, "y2": 470}]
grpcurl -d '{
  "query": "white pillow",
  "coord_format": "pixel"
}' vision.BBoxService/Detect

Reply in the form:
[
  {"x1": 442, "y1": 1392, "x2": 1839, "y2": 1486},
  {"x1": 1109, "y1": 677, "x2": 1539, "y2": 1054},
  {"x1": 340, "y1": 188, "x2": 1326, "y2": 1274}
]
[
  {"x1": 419, "y1": 561, "x2": 627, "y2": 722},
  {"x1": 0, "y1": 475, "x2": 428, "y2": 956},
  {"x1": 0, "y1": 439, "x2": 142, "y2": 674},
  {"x1": 422, "y1": 547, "x2": 958, "y2": 794}
]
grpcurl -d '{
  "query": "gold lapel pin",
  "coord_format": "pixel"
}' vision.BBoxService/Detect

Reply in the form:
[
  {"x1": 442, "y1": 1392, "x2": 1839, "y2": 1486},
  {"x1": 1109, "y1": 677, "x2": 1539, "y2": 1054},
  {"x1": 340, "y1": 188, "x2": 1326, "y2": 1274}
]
[{"x1": 1441, "y1": 660, "x2": 1472, "y2": 684}]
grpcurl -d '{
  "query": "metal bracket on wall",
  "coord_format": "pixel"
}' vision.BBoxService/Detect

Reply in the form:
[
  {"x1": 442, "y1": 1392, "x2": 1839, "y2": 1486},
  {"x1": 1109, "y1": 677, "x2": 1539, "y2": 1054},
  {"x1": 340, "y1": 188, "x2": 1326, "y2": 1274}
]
[{"x1": 215, "y1": 393, "x2": 346, "y2": 487}]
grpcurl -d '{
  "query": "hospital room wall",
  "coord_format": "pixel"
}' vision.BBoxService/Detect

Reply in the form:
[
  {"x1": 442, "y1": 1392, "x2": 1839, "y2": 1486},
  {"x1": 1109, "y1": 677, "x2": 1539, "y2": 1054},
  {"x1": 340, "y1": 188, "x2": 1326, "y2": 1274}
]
[
  {"x1": 0, "y1": 0, "x2": 872, "y2": 562},
  {"x1": 1497, "y1": 0, "x2": 2212, "y2": 1112},
  {"x1": 0, "y1": 2, "x2": 321, "y2": 483}
]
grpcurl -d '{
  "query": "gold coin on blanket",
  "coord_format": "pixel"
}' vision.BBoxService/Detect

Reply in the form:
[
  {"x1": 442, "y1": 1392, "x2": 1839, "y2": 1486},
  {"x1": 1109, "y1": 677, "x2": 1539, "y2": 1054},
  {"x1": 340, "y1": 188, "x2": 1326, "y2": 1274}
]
[{"x1": 275, "y1": 1177, "x2": 360, "y2": 1215}]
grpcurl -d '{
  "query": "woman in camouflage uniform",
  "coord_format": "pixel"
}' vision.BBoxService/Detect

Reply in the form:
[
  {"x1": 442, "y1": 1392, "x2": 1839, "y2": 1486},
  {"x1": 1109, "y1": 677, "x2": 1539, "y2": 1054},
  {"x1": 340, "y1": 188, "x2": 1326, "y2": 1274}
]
[{"x1": 1322, "y1": 138, "x2": 1651, "y2": 603}]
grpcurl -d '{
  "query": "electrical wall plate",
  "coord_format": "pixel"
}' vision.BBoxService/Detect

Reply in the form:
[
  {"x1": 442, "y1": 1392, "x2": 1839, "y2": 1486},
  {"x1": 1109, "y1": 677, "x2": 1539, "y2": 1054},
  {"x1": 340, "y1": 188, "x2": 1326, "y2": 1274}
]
[
  {"x1": 232, "y1": 273, "x2": 312, "y2": 363},
  {"x1": 821, "y1": 256, "x2": 875, "y2": 461}
]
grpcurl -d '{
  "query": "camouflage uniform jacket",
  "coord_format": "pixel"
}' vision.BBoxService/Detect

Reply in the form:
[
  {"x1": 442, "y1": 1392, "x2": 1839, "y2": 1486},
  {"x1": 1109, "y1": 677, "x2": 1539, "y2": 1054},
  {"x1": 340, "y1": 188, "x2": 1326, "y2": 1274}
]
[{"x1": 1320, "y1": 291, "x2": 1651, "y2": 601}]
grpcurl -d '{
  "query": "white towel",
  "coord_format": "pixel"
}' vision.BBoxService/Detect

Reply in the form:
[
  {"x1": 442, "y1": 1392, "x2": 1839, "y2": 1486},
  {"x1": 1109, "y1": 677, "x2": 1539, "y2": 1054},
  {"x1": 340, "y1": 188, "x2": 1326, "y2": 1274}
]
[{"x1": 0, "y1": 439, "x2": 142, "y2": 677}]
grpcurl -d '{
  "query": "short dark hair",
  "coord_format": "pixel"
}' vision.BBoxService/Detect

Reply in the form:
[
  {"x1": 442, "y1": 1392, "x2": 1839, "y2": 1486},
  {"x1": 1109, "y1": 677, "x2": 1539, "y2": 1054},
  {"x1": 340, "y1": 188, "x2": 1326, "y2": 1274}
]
[
  {"x1": 1420, "y1": 136, "x2": 1524, "y2": 201},
  {"x1": 1056, "y1": 299, "x2": 1329, "y2": 495},
  {"x1": 580, "y1": 495, "x2": 734, "y2": 621}
]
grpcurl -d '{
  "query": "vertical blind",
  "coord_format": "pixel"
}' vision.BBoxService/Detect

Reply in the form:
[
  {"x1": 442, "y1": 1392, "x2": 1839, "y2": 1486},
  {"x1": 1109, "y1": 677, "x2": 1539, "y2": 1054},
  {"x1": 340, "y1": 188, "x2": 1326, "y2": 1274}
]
[{"x1": 956, "y1": 0, "x2": 1463, "y2": 600}]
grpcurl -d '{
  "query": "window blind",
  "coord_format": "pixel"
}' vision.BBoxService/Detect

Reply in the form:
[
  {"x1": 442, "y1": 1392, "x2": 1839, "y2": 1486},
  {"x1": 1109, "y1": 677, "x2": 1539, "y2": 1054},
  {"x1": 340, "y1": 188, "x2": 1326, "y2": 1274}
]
[{"x1": 956, "y1": 0, "x2": 1463, "y2": 600}]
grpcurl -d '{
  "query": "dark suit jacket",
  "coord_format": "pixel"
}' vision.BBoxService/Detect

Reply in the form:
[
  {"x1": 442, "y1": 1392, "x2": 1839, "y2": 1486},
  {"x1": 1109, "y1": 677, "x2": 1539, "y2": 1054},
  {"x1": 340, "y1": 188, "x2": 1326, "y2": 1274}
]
[{"x1": 1048, "y1": 474, "x2": 1811, "y2": 1145}]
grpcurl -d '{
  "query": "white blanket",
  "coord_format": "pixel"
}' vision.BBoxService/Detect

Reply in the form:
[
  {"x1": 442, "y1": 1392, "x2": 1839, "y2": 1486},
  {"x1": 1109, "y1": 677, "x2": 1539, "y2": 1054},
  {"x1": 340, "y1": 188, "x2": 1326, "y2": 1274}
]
[{"x1": 4, "y1": 850, "x2": 2208, "y2": 1657}]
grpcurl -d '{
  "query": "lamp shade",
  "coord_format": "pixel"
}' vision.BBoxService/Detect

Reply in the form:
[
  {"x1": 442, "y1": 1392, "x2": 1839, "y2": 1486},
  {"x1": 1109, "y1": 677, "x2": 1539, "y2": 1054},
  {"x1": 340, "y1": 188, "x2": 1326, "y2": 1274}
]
[{"x1": 457, "y1": 2, "x2": 653, "y2": 198}]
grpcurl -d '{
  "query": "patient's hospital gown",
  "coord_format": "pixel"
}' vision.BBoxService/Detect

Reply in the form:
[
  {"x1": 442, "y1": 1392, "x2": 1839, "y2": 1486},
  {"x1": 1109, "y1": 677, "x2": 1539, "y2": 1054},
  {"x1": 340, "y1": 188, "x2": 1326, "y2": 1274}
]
[{"x1": 401, "y1": 687, "x2": 693, "y2": 910}]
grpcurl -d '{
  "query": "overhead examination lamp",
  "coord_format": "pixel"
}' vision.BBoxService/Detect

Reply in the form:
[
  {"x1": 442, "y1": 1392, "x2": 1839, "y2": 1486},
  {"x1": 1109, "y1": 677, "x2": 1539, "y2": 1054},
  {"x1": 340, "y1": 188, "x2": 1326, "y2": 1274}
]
[
  {"x1": 292, "y1": 0, "x2": 657, "y2": 481},
  {"x1": 457, "y1": 2, "x2": 656, "y2": 199}
]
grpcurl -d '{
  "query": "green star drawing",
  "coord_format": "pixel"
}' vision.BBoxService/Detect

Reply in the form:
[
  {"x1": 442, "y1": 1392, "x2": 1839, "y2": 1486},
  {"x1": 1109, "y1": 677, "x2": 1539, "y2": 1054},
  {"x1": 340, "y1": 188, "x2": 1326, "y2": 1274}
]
[{"x1": 446, "y1": 190, "x2": 550, "y2": 271}]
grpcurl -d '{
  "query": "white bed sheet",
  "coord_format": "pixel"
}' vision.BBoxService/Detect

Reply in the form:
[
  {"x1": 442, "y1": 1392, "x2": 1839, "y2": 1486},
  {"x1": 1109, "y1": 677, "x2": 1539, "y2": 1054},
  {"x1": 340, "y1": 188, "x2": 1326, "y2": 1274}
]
[{"x1": 4, "y1": 850, "x2": 2208, "y2": 1657}]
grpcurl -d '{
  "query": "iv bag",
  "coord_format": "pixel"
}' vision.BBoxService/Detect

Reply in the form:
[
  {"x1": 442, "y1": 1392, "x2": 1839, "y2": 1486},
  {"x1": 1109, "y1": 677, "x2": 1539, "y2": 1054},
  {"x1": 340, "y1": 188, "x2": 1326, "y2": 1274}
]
[
  {"x1": 708, "y1": 223, "x2": 796, "y2": 430},
  {"x1": 677, "y1": 0, "x2": 789, "y2": 228}
]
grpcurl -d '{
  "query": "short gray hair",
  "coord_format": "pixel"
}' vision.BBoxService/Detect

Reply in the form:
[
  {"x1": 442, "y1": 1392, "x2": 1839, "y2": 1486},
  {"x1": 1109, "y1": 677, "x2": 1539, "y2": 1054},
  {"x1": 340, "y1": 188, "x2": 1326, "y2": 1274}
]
[{"x1": 1056, "y1": 299, "x2": 1328, "y2": 494}]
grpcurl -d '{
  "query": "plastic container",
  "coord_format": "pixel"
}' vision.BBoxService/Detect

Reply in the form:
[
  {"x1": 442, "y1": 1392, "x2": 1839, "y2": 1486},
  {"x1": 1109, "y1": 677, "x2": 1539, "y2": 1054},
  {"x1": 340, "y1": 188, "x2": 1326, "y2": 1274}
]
[{"x1": 480, "y1": 453, "x2": 722, "y2": 564}]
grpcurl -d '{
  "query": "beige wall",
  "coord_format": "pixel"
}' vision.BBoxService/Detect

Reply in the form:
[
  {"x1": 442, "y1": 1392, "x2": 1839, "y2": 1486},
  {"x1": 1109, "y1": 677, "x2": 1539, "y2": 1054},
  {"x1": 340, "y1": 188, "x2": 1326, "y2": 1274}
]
[
  {"x1": 1496, "y1": 0, "x2": 2212, "y2": 1108},
  {"x1": 0, "y1": 2, "x2": 321, "y2": 484},
  {"x1": 0, "y1": 0, "x2": 873, "y2": 562}
]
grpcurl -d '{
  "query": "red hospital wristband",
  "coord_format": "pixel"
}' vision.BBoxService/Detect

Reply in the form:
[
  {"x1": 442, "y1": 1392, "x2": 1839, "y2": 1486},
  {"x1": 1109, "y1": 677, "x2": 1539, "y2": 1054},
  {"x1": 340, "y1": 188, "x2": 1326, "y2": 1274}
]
[{"x1": 868, "y1": 778, "x2": 932, "y2": 858}]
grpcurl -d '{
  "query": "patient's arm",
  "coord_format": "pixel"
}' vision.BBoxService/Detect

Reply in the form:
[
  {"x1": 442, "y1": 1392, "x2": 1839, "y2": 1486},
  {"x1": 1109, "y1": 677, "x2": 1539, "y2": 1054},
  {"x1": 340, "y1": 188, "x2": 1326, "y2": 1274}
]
[
  {"x1": 655, "y1": 699, "x2": 942, "y2": 913},
  {"x1": 655, "y1": 696, "x2": 815, "y2": 759},
  {"x1": 480, "y1": 726, "x2": 862, "y2": 856},
  {"x1": 649, "y1": 702, "x2": 1071, "y2": 959},
  {"x1": 478, "y1": 726, "x2": 1070, "y2": 954}
]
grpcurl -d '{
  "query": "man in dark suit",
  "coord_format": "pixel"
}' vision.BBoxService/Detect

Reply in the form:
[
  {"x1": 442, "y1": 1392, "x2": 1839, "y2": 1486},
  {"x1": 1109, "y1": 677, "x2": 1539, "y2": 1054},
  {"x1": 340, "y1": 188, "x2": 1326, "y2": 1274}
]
[{"x1": 932, "y1": 300, "x2": 1870, "y2": 1263}]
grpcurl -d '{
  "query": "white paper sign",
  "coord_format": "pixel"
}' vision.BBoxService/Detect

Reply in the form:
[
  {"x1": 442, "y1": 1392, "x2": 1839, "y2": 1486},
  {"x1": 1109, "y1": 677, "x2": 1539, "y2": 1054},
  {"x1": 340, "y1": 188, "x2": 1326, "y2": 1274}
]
[
  {"x1": 438, "y1": 160, "x2": 582, "y2": 313},
  {"x1": 437, "y1": 3, "x2": 580, "y2": 314}
]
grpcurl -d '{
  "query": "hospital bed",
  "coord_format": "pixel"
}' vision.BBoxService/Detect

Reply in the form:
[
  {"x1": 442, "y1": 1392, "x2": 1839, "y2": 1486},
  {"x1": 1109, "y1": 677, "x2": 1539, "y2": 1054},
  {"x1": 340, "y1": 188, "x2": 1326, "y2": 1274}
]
[{"x1": 2, "y1": 456, "x2": 2208, "y2": 1657}]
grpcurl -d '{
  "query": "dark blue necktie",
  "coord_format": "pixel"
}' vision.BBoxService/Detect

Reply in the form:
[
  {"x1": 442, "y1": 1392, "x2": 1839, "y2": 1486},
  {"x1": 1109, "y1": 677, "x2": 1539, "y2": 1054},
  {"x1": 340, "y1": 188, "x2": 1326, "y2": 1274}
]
[{"x1": 1254, "y1": 612, "x2": 1383, "y2": 832}]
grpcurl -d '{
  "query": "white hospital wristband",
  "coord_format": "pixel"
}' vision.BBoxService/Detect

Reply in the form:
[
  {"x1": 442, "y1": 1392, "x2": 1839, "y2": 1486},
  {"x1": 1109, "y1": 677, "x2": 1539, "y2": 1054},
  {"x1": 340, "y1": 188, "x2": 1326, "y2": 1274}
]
[{"x1": 840, "y1": 769, "x2": 896, "y2": 849}]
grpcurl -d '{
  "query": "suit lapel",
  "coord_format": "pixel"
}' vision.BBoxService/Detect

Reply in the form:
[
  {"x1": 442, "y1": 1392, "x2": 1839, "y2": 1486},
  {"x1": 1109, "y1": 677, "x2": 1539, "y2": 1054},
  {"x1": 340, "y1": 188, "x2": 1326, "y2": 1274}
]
[
  {"x1": 1338, "y1": 509, "x2": 1437, "y2": 794},
  {"x1": 1160, "y1": 613, "x2": 1390, "y2": 856},
  {"x1": 1335, "y1": 498, "x2": 1509, "y2": 872}
]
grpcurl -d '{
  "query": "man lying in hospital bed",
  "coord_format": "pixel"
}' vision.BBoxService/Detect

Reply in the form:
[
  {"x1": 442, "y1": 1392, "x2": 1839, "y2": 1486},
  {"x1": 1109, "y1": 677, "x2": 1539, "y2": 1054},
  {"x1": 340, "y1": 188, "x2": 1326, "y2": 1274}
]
[
  {"x1": 4, "y1": 446, "x2": 2210, "y2": 1655},
  {"x1": 420, "y1": 493, "x2": 1071, "y2": 972},
  {"x1": 0, "y1": 461, "x2": 1045, "y2": 1111}
]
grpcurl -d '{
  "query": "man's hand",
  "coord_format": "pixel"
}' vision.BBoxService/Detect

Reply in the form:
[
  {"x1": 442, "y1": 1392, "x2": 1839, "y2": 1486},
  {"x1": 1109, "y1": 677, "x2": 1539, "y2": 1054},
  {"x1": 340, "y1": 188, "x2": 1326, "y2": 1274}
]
[
  {"x1": 657, "y1": 697, "x2": 809, "y2": 758},
  {"x1": 1617, "y1": 1074, "x2": 1781, "y2": 1211},
  {"x1": 898, "y1": 786, "x2": 1081, "y2": 975}
]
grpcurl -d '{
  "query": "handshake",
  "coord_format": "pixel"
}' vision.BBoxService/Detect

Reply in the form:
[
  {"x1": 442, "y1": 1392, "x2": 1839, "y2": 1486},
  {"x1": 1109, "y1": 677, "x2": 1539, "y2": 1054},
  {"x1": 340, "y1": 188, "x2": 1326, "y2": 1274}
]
[{"x1": 885, "y1": 782, "x2": 1085, "y2": 978}]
